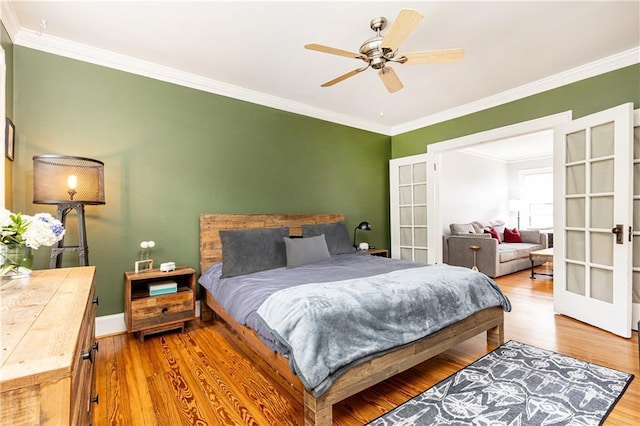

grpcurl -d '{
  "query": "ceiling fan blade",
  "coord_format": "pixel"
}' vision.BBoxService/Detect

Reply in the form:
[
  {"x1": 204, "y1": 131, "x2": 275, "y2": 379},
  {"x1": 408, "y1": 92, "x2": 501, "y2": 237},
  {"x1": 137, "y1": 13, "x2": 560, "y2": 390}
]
[
  {"x1": 321, "y1": 68, "x2": 362, "y2": 87},
  {"x1": 382, "y1": 9, "x2": 423, "y2": 51},
  {"x1": 378, "y1": 67, "x2": 403, "y2": 93},
  {"x1": 401, "y1": 48, "x2": 465, "y2": 65},
  {"x1": 305, "y1": 43, "x2": 362, "y2": 59}
]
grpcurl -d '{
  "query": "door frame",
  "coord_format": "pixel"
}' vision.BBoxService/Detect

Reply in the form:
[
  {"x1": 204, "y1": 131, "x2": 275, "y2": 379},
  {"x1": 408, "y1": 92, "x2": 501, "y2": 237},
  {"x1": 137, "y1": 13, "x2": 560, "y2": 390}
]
[
  {"x1": 426, "y1": 111, "x2": 572, "y2": 262},
  {"x1": 633, "y1": 109, "x2": 639, "y2": 330}
]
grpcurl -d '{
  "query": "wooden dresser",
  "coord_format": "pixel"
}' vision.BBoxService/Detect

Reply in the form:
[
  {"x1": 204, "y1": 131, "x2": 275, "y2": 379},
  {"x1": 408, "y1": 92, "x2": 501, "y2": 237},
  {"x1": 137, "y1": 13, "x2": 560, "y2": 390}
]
[{"x1": 0, "y1": 267, "x2": 98, "y2": 425}]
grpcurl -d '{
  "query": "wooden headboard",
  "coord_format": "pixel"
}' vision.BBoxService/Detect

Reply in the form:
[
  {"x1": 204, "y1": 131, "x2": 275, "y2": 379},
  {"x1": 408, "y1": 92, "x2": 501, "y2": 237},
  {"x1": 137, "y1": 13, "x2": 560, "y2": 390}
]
[{"x1": 199, "y1": 213, "x2": 345, "y2": 272}]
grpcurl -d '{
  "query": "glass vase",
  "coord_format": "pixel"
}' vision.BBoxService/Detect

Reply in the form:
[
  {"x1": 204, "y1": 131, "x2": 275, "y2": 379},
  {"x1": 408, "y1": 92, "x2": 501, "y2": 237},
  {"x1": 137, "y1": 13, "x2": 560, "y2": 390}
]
[{"x1": 0, "y1": 244, "x2": 34, "y2": 279}]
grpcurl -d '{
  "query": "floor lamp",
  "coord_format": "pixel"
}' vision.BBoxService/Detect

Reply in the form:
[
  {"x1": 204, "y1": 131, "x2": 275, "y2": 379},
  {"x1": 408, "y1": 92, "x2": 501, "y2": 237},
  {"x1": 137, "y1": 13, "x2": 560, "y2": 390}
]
[
  {"x1": 508, "y1": 199, "x2": 521, "y2": 229},
  {"x1": 33, "y1": 155, "x2": 105, "y2": 268}
]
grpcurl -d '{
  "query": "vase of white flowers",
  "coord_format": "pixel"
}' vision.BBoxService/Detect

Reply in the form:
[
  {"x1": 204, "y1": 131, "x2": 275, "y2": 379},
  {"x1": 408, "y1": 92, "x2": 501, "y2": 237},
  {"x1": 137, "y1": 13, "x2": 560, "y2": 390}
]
[{"x1": 0, "y1": 209, "x2": 65, "y2": 278}]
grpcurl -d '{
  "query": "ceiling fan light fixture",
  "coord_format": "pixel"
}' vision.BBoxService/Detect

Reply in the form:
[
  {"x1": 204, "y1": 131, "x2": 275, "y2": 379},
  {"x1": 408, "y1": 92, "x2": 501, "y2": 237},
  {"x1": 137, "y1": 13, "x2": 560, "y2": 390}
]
[{"x1": 305, "y1": 8, "x2": 464, "y2": 93}]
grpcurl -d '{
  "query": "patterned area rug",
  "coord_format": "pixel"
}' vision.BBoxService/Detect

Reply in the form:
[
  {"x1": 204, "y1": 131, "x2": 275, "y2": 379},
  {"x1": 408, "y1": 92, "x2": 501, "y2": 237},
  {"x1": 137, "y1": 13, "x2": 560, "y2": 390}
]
[{"x1": 368, "y1": 340, "x2": 634, "y2": 426}]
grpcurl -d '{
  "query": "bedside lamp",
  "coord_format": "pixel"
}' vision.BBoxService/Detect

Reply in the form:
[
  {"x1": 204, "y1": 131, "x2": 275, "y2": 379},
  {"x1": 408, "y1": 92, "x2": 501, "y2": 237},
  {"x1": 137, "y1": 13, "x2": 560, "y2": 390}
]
[
  {"x1": 353, "y1": 221, "x2": 371, "y2": 248},
  {"x1": 33, "y1": 155, "x2": 105, "y2": 267}
]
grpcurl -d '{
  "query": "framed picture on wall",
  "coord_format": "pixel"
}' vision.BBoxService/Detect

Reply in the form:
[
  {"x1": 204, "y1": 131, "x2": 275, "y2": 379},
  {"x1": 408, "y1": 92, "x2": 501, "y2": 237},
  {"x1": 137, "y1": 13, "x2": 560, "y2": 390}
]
[{"x1": 5, "y1": 118, "x2": 15, "y2": 161}]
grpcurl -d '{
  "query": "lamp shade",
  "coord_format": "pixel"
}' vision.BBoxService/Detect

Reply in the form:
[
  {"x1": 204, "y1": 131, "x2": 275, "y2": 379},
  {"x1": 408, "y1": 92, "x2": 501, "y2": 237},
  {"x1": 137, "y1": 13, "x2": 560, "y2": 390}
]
[
  {"x1": 33, "y1": 155, "x2": 105, "y2": 205},
  {"x1": 356, "y1": 221, "x2": 371, "y2": 230}
]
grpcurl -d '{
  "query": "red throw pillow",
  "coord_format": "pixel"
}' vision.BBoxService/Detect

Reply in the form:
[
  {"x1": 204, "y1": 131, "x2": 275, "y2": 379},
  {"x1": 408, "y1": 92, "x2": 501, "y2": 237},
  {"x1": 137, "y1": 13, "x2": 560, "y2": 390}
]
[
  {"x1": 484, "y1": 227, "x2": 502, "y2": 243},
  {"x1": 504, "y1": 227, "x2": 522, "y2": 243}
]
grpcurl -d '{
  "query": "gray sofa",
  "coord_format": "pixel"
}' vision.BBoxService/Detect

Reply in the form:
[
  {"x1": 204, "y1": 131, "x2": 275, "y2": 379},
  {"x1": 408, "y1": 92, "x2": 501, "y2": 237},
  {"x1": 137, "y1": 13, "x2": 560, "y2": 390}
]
[{"x1": 444, "y1": 220, "x2": 548, "y2": 278}]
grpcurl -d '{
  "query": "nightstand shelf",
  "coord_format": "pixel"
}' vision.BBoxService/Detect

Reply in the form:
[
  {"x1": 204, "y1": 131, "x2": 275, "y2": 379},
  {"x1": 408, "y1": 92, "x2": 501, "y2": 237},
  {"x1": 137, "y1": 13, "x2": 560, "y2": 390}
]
[
  {"x1": 365, "y1": 249, "x2": 389, "y2": 258},
  {"x1": 124, "y1": 266, "x2": 196, "y2": 342}
]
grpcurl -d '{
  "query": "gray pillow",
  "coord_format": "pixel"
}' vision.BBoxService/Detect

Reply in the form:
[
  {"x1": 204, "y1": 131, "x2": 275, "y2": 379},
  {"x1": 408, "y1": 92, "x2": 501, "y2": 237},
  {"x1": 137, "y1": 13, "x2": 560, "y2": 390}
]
[
  {"x1": 284, "y1": 234, "x2": 331, "y2": 268},
  {"x1": 450, "y1": 223, "x2": 476, "y2": 235},
  {"x1": 301, "y1": 221, "x2": 356, "y2": 255},
  {"x1": 219, "y1": 227, "x2": 288, "y2": 278}
]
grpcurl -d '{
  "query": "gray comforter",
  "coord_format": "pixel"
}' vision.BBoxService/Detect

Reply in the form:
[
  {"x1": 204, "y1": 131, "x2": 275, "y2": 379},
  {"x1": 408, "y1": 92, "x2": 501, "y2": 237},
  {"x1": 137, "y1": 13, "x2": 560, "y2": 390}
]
[{"x1": 199, "y1": 253, "x2": 511, "y2": 397}]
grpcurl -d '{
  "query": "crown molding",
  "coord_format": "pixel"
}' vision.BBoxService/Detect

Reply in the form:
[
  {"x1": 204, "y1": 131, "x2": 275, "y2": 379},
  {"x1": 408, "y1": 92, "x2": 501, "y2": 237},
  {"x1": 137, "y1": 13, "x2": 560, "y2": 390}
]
[
  {"x1": 0, "y1": 1, "x2": 21, "y2": 41},
  {"x1": 389, "y1": 47, "x2": 640, "y2": 136},
  {"x1": 8, "y1": 24, "x2": 639, "y2": 137}
]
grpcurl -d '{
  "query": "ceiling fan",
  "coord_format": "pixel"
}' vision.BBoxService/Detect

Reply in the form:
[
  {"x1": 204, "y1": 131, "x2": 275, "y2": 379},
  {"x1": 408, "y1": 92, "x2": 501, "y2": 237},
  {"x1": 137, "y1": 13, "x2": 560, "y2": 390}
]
[{"x1": 305, "y1": 9, "x2": 464, "y2": 93}]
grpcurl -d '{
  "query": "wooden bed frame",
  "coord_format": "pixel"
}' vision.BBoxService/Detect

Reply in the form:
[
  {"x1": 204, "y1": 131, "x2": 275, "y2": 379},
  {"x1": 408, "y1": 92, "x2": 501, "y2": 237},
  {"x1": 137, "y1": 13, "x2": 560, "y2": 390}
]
[{"x1": 199, "y1": 213, "x2": 505, "y2": 425}]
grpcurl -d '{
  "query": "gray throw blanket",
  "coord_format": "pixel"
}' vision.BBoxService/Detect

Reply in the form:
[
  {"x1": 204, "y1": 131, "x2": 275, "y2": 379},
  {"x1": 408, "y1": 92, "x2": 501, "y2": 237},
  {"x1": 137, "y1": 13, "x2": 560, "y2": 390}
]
[{"x1": 256, "y1": 263, "x2": 511, "y2": 397}]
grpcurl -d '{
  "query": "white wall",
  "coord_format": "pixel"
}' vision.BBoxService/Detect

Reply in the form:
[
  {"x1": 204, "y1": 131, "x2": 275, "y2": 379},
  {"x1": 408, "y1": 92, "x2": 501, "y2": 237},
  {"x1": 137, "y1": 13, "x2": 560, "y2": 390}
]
[{"x1": 439, "y1": 150, "x2": 509, "y2": 235}]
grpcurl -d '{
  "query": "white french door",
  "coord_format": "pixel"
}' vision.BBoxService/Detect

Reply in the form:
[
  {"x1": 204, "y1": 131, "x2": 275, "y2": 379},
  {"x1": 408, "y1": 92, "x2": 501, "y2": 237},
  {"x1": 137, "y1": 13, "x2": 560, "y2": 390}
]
[
  {"x1": 632, "y1": 110, "x2": 640, "y2": 330},
  {"x1": 389, "y1": 153, "x2": 436, "y2": 263},
  {"x1": 553, "y1": 103, "x2": 634, "y2": 338}
]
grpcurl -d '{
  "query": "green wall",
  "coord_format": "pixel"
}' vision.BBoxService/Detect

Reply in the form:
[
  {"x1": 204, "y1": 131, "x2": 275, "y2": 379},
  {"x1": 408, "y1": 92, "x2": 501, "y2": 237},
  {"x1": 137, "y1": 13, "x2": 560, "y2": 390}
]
[
  {"x1": 13, "y1": 47, "x2": 391, "y2": 316},
  {"x1": 1, "y1": 23, "x2": 13, "y2": 119},
  {"x1": 10, "y1": 44, "x2": 640, "y2": 317},
  {"x1": 391, "y1": 64, "x2": 640, "y2": 158}
]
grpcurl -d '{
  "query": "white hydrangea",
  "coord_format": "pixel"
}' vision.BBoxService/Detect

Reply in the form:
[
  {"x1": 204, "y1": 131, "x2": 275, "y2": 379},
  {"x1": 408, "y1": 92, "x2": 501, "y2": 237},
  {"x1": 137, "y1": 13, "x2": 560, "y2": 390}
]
[
  {"x1": 22, "y1": 213, "x2": 65, "y2": 249},
  {"x1": 0, "y1": 209, "x2": 12, "y2": 227}
]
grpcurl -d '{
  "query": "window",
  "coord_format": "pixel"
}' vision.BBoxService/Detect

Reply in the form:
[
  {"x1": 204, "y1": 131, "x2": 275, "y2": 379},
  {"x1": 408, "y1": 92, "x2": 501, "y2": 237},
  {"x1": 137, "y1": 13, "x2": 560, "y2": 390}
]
[{"x1": 520, "y1": 169, "x2": 553, "y2": 229}]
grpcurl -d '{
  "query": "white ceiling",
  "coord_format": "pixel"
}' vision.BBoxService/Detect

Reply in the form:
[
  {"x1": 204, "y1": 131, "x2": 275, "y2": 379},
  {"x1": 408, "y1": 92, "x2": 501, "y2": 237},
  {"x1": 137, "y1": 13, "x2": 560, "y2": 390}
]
[{"x1": 3, "y1": 1, "x2": 639, "y2": 136}]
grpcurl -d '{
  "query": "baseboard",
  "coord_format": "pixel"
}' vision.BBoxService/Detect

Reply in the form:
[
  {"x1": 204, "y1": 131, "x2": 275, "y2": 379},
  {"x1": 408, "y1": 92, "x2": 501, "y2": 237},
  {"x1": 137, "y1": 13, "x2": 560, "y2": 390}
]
[{"x1": 96, "y1": 300, "x2": 201, "y2": 338}]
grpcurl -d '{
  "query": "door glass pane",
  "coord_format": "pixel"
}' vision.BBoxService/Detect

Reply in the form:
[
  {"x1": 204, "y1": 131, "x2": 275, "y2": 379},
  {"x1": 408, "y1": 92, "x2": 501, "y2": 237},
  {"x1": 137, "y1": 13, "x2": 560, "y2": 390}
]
[
  {"x1": 590, "y1": 122, "x2": 615, "y2": 158},
  {"x1": 633, "y1": 235, "x2": 640, "y2": 268},
  {"x1": 414, "y1": 206, "x2": 427, "y2": 226},
  {"x1": 590, "y1": 232, "x2": 613, "y2": 266},
  {"x1": 590, "y1": 268, "x2": 613, "y2": 303},
  {"x1": 590, "y1": 196, "x2": 613, "y2": 229},
  {"x1": 400, "y1": 248, "x2": 412, "y2": 261},
  {"x1": 399, "y1": 186, "x2": 411, "y2": 205},
  {"x1": 399, "y1": 165, "x2": 411, "y2": 185},
  {"x1": 566, "y1": 130, "x2": 586, "y2": 163},
  {"x1": 566, "y1": 262, "x2": 585, "y2": 295},
  {"x1": 634, "y1": 163, "x2": 640, "y2": 194},
  {"x1": 414, "y1": 227, "x2": 427, "y2": 248},
  {"x1": 566, "y1": 198, "x2": 585, "y2": 228},
  {"x1": 633, "y1": 271, "x2": 640, "y2": 304},
  {"x1": 634, "y1": 126, "x2": 640, "y2": 158},
  {"x1": 393, "y1": 157, "x2": 429, "y2": 262},
  {"x1": 400, "y1": 207, "x2": 412, "y2": 226},
  {"x1": 413, "y1": 163, "x2": 426, "y2": 183},
  {"x1": 413, "y1": 184, "x2": 426, "y2": 204},
  {"x1": 591, "y1": 159, "x2": 614, "y2": 193},
  {"x1": 400, "y1": 227, "x2": 412, "y2": 246},
  {"x1": 414, "y1": 249, "x2": 428, "y2": 264},
  {"x1": 566, "y1": 164, "x2": 585, "y2": 195},
  {"x1": 566, "y1": 230, "x2": 585, "y2": 262},
  {"x1": 634, "y1": 199, "x2": 640, "y2": 230}
]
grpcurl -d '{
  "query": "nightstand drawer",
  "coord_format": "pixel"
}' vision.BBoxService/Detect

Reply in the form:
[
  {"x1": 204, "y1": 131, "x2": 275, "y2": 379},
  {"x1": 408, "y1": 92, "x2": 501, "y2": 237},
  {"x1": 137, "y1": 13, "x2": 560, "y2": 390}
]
[{"x1": 131, "y1": 289, "x2": 194, "y2": 331}]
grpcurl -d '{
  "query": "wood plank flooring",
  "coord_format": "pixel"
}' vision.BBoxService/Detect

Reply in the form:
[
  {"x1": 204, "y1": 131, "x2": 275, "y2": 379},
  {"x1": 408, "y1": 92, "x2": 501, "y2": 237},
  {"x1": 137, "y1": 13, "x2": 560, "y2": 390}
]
[{"x1": 94, "y1": 266, "x2": 640, "y2": 425}]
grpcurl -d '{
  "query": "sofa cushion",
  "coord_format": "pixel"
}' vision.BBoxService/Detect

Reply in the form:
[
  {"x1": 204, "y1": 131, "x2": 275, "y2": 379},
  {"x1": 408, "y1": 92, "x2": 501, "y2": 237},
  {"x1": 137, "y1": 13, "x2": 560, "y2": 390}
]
[
  {"x1": 498, "y1": 242, "x2": 543, "y2": 263},
  {"x1": 498, "y1": 246, "x2": 518, "y2": 262},
  {"x1": 450, "y1": 223, "x2": 476, "y2": 235},
  {"x1": 484, "y1": 227, "x2": 502, "y2": 243},
  {"x1": 504, "y1": 227, "x2": 522, "y2": 243}
]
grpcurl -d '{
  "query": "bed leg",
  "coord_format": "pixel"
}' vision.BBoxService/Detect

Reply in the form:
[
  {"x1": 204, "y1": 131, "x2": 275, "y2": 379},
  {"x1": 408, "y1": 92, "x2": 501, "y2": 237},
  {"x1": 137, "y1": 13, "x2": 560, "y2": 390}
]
[
  {"x1": 487, "y1": 323, "x2": 504, "y2": 348},
  {"x1": 200, "y1": 287, "x2": 214, "y2": 322},
  {"x1": 304, "y1": 391, "x2": 332, "y2": 426}
]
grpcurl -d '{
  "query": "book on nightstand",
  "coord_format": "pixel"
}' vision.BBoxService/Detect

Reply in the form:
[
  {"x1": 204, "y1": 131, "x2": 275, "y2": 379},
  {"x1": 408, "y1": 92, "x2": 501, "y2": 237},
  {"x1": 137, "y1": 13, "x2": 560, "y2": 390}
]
[{"x1": 148, "y1": 280, "x2": 178, "y2": 296}]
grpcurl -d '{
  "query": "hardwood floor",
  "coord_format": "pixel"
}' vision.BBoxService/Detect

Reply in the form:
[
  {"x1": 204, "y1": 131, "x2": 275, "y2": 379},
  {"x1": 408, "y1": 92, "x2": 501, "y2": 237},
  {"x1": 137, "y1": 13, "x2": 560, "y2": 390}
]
[{"x1": 94, "y1": 266, "x2": 640, "y2": 425}]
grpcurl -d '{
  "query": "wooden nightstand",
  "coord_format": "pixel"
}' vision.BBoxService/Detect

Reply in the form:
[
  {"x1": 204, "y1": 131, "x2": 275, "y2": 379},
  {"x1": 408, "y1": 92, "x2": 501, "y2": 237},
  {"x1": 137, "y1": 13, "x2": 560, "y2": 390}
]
[
  {"x1": 124, "y1": 266, "x2": 196, "y2": 342},
  {"x1": 365, "y1": 249, "x2": 389, "y2": 258}
]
